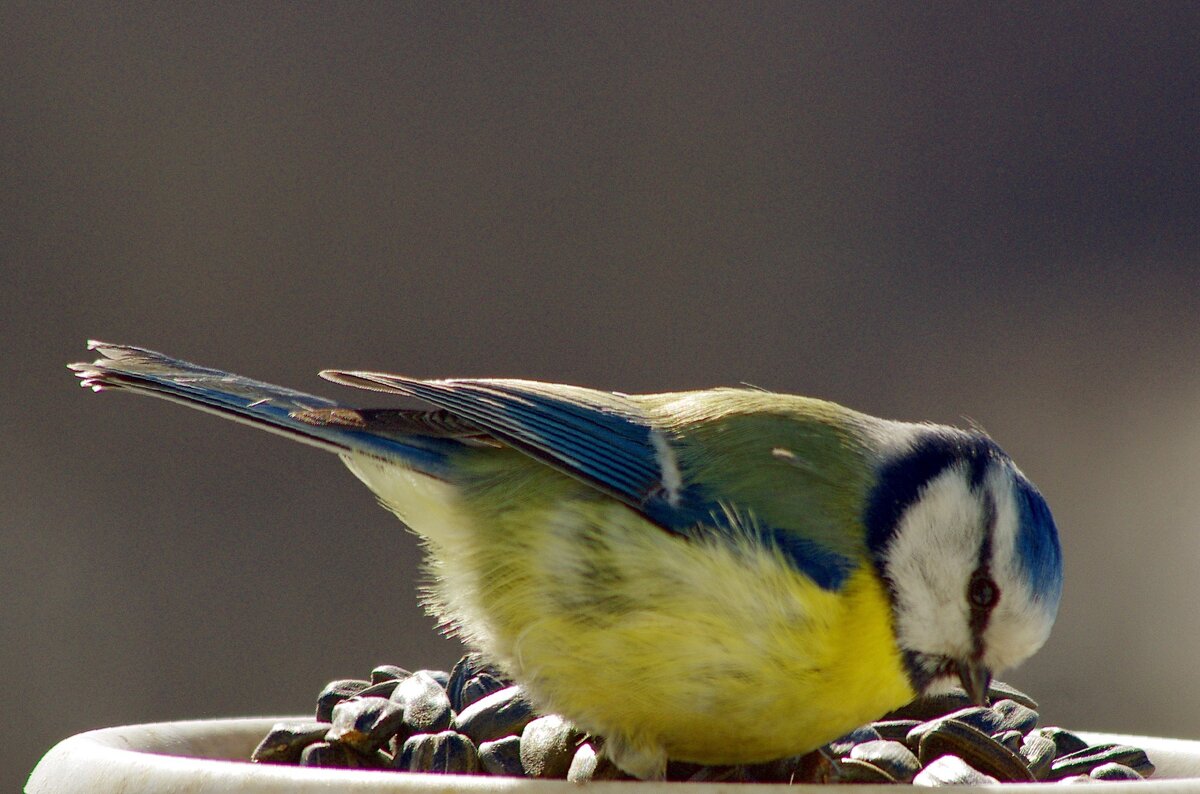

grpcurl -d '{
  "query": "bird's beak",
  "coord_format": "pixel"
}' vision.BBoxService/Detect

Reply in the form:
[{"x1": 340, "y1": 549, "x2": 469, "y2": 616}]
[{"x1": 956, "y1": 658, "x2": 993, "y2": 706}]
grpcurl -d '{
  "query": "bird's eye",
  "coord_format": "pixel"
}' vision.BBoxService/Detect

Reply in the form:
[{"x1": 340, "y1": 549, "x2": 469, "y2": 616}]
[{"x1": 968, "y1": 572, "x2": 1000, "y2": 610}]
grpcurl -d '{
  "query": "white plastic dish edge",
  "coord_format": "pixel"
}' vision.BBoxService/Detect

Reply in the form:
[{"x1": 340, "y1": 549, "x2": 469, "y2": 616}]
[{"x1": 26, "y1": 716, "x2": 1200, "y2": 794}]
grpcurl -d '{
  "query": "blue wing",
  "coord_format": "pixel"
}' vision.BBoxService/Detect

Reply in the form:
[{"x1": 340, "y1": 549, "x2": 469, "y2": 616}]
[
  {"x1": 70, "y1": 342, "x2": 458, "y2": 476},
  {"x1": 322, "y1": 370, "x2": 855, "y2": 590},
  {"x1": 320, "y1": 370, "x2": 680, "y2": 511}
]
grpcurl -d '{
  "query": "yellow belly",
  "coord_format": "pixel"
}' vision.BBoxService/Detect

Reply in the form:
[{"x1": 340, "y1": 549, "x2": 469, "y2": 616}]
[
  {"x1": 344, "y1": 453, "x2": 916, "y2": 767},
  {"x1": 491, "y1": 511, "x2": 916, "y2": 764}
]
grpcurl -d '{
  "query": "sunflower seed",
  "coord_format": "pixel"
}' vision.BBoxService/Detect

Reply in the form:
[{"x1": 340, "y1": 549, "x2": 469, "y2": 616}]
[
  {"x1": 992, "y1": 699, "x2": 1040, "y2": 734},
  {"x1": 913, "y1": 754, "x2": 999, "y2": 786},
  {"x1": 1036, "y1": 727, "x2": 1091, "y2": 757},
  {"x1": 837, "y1": 757, "x2": 899, "y2": 783},
  {"x1": 315, "y1": 678, "x2": 370, "y2": 723},
  {"x1": 251, "y1": 721, "x2": 331, "y2": 764},
  {"x1": 327, "y1": 696, "x2": 405, "y2": 752},
  {"x1": 396, "y1": 730, "x2": 479, "y2": 773},
  {"x1": 478, "y1": 735, "x2": 525, "y2": 777},
  {"x1": 453, "y1": 685, "x2": 535, "y2": 744},
  {"x1": 988, "y1": 681, "x2": 1040, "y2": 710},
  {"x1": 568, "y1": 741, "x2": 630, "y2": 781},
  {"x1": 917, "y1": 718, "x2": 1034, "y2": 782},
  {"x1": 390, "y1": 670, "x2": 453, "y2": 735},
  {"x1": 1048, "y1": 744, "x2": 1155, "y2": 780},
  {"x1": 519, "y1": 714, "x2": 583, "y2": 778},
  {"x1": 371, "y1": 664, "x2": 411, "y2": 684},
  {"x1": 995, "y1": 730, "x2": 1025, "y2": 753},
  {"x1": 907, "y1": 708, "x2": 1000, "y2": 746},
  {"x1": 299, "y1": 740, "x2": 387, "y2": 769},
  {"x1": 1091, "y1": 763, "x2": 1144, "y2": 781},
  {"x1": 1020, "y1": 733, "x2": 1058, "y2": 779},
  {"x1": 356, "y1": 679, "x2": 401, "y2": 699},
  {"x1": 850, "y1": 740, "x2": 921, "y2": 783},
  {"x1": 872, "y1": 720, "x2": 921, "y2": 742},
  {"x1": 828, "y1": 725, "x2": 883, "y2": 755},
  {"x1": 447, "y1": 653, "x2": 513, "y2": 712}
]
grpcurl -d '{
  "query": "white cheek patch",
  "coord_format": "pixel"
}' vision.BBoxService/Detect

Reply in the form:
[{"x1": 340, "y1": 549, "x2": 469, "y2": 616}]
[
  {"x1": 881, "y1": 455, "x2": 1059, "y2": 678},
  {"x1": 885, "y1": 466, "x2": 986, "y2": 660},
  {"x1": 980, "y1": 469, "x2": 1056, "y2": 670}
]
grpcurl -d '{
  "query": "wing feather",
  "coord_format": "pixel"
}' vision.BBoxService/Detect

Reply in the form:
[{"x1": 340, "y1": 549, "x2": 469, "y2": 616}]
[{"x1": 321, "y1": 371, "x2": 669, "y2": 506}]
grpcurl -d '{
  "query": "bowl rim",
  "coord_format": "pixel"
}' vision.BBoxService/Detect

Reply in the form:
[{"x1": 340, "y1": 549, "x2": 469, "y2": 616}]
[{"x1": 26, "y1": 715, "x2": 1200, "y2": 793}]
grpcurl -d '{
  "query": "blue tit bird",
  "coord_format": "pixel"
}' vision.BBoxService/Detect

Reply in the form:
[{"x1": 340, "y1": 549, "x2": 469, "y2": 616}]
[{"x1": 70, "y1": 341, "x2": 1062, "y2": 779}]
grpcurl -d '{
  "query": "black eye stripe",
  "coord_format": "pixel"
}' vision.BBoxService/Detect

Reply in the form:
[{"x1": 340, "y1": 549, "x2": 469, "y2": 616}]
[
  {"x1": 978, "y1": 490, "x2": 997, "y2": 562},
  {"x1": 965, "y1": 491, "x2": 999, "y2": 646}
]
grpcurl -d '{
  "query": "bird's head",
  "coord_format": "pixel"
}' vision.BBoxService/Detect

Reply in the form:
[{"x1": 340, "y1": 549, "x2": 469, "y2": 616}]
[{"x1": 865, "y1": 426, "x2": 1063, "y2": 704}]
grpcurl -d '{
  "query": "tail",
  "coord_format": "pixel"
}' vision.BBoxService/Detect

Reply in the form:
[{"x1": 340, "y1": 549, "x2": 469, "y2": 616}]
[{"x1": 69, "y1": 341, "x2": 458, "y2": 478}]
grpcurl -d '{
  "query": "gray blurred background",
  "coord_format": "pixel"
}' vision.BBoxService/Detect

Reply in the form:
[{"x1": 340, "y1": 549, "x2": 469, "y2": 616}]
[{"x1": 4, "y1": 2, "x2": 1199, "y2": 788}]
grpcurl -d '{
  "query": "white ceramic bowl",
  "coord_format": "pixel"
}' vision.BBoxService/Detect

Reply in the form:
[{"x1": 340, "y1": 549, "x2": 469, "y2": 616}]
[{"x1": 26, "y1": 716, "x2": 1200, "y2": 793}]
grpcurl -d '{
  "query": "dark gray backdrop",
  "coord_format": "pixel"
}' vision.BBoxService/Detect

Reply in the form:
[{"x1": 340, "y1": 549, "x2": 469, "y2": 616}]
[{"x1": 5, "y1": 3, "x2": 1199, "y2": 789}]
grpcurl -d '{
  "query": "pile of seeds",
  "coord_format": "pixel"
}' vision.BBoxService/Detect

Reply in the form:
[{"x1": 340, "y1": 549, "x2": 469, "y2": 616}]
[{"x1": 251, "y1": 656, "x2": 1154, "y2": 784}]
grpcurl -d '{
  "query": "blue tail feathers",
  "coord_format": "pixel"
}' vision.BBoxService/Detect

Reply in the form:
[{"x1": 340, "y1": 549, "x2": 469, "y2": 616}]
[{"x1": 69, "y1": 341, "x2": 457, "y2": 477}]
